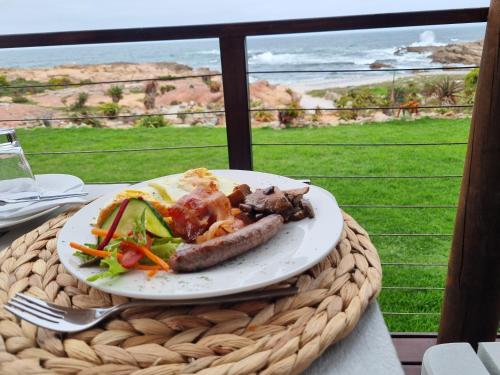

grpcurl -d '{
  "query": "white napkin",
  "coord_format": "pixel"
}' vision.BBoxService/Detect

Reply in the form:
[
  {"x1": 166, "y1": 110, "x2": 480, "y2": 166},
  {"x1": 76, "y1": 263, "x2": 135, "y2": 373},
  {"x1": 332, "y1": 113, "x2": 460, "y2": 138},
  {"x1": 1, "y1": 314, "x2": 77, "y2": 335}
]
[{"x1": 0, "y1": 174, "x2": 87, "y2": 220}]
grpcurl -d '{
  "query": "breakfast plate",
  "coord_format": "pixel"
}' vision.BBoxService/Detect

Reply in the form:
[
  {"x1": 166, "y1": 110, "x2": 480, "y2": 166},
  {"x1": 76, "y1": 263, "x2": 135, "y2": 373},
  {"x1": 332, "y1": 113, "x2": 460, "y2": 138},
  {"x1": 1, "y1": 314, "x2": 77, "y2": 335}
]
[{"x1": 57, "y1": 169, "x2": 343, "y2": 300}]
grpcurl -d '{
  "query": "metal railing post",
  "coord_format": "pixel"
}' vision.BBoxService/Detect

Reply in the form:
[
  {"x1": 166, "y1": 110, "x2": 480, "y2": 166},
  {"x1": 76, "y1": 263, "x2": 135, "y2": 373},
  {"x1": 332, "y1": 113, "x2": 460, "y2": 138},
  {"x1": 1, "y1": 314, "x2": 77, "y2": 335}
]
[{"x1": 219, "y1": 36, "x2": 253, "y2": 170}]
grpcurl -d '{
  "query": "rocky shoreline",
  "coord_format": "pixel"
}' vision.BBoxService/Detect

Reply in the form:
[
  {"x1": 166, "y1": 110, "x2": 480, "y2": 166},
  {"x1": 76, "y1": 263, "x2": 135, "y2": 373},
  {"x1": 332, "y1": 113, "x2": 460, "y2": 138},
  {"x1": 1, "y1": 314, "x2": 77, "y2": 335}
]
[{"x1": 0, "y1": 39, "x2": 482, "y2": 129}]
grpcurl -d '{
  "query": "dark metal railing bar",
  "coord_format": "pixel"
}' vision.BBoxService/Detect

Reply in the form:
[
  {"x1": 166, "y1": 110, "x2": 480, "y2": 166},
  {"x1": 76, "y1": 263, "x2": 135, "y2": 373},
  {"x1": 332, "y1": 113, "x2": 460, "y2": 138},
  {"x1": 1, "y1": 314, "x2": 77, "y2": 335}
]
[
  {"x1": 0, "y1": 73, "x2": 222, "y2": 90},
  {"x1": 253, "y1": 142, "x2": 466, "y2": 147},
  {"x1": 0, "y1": 8, "x2": 488, "y2": 48},
  {"x1": 371, "y1": 233, "x2": 453, "y2": 237},
  {"x1": 382, "y1": 262, "x2": 448, "y2": 267},
  {"x1": 25, "y1": 144, "x2": 227, "y2": 155},
  {"x1": 0, "y1": 110, "x2": 225, "y2": 123},
  {"x1": 341, "y1": 204, "x2": 457, "y2": 209},
  {"x1": 250, "y1": 105, "x2": 473, "y2": 112},
  {"x1": 248, "y1": 65, "x2": 480, "y2": 74},
  {"x1": 286, "y1": 174, "x2": 463, "y2": 179}
]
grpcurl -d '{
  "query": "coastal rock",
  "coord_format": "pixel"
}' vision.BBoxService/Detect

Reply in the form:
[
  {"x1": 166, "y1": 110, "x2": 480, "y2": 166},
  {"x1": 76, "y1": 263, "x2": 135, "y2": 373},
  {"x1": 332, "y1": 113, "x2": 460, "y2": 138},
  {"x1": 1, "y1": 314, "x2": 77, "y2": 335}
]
[
  {"x1": 395, "y1": 40, "x2": 483, "y2": 65},
  {"x1": 370, "y1": 61, "x2": 393, "y2": 69},
  {"x1": 430, "y1": 41, "x2": 483, "y2": 65}
]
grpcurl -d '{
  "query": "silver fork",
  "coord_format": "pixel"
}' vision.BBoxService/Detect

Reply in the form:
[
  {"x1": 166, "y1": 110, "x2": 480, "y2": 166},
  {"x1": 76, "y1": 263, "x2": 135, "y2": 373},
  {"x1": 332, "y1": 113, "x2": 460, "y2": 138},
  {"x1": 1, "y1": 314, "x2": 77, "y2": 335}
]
[{"x1": 4, "y1": 287, "x2": 297, "y2": 332}]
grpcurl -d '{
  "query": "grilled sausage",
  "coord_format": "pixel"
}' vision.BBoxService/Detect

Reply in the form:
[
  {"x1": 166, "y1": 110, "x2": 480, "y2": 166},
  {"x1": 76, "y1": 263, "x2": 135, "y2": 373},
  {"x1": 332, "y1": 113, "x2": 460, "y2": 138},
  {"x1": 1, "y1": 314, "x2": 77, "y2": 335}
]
[{"x1": 169, "y1": 214, "x2": 284, "y2": 272}]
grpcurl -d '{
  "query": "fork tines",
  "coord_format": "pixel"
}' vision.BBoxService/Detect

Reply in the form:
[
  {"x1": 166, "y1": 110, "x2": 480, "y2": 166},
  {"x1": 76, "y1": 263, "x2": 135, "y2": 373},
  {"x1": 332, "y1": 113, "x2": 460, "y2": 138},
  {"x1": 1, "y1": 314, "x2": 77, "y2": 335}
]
[{"x1": 4, "y1": 293, "x2": 66, "y2": 329}]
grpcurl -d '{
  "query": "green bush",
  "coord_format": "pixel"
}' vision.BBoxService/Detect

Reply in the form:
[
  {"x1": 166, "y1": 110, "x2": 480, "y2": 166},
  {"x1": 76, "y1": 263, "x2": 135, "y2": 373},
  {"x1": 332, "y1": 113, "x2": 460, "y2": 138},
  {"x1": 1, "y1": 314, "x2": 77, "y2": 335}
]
[
  {"x1": 253, "y1": 110, "x2": 275, "y2": 122},
  {"x1": 0, "y1": 77, "x2": 46, "y2": 97},
  {"x1": 70, "y1": 111, "x2": 102, "y2": 128},
  {"x1": 160, "y1": 84, "x2": 176, "y2": 94},
  {"x1": 278, "y1": 100, "x2": 304, "y2": 128},
  {"x1": 463, "y1": 68, "x2": 479, "y2": 104},
  {"x1": 107, "y1": 85, "x2": 123, "y2": 103},
  {"x1": 70, "y1": 92, "x2": 89, "y2": 111},
  {"x1": 434, "y1": 76, "x2": 463, "y2": 105},
  {"x1": 336, "y1": 88, "x2": 383, "y2": 120},
  {"x1": 12, "y1": 95, "x2": 30, "y2": 104},
  {"x1": 464, "y1": 68, "x2": 479, "y2": 90},
  {"x1": 134, "y1": 115, "x2": 171, "y2": 128},
  {"x1": 48, "y1": 76, "x2": 72, "y2": 89},
  {"x1": 98, "y1": 102, "x2": 121, "y2": 118}
]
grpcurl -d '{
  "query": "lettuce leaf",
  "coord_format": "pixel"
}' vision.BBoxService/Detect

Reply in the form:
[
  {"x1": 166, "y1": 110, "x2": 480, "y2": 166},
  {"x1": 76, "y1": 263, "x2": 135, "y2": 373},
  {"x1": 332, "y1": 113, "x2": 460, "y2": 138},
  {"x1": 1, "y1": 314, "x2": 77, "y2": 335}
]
[{"x1": 86, "y1": 250, "x2": 128, "y2": 281}]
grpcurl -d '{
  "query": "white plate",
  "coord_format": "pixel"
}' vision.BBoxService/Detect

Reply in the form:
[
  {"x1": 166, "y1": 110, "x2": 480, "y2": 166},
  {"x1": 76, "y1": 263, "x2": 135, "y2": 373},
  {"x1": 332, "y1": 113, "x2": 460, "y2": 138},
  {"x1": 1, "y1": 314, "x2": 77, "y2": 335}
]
[
  {"x1": 0, "y1": 174, "x2": 84, "y2": 230},
  {"x1": 57, "y1": 170, "x2": 343, "y2": 300}
]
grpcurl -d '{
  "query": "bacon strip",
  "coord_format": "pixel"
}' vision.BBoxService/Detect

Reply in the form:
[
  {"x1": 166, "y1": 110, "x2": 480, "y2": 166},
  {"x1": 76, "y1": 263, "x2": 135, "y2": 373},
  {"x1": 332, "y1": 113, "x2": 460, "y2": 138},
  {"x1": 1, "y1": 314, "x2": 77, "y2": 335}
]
[{"x1": 167, "y1": 186, "x2": 233, "y2": 242}]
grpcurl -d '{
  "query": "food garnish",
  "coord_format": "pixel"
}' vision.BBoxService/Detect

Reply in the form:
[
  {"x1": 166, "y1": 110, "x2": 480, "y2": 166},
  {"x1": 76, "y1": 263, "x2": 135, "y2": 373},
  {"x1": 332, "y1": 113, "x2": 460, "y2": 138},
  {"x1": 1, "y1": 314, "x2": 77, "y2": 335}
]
[{"x1": 70, "y1": 168, "x2": 315, "y2": 281}]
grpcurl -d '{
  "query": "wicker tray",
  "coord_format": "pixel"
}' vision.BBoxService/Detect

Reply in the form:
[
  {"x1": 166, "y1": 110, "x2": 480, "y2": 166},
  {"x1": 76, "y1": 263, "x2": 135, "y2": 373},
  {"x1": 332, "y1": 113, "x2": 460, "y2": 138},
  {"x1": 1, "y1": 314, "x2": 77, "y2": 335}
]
[{"x1": 0, "y1": 209, "x2": 381, "y2": 375}]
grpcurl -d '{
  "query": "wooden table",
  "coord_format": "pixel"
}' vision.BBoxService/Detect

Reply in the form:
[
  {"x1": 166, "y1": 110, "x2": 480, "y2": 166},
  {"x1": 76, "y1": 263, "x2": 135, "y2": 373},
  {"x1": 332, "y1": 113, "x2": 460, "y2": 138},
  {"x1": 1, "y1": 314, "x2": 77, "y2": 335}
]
[{"x1": 0, "y1": 184, "x2": 404, "y2": 375}]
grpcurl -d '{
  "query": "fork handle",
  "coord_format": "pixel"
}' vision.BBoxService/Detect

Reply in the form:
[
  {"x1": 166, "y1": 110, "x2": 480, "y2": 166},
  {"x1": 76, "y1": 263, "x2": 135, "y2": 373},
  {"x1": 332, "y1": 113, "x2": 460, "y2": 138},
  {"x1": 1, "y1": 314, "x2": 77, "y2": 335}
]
[{"x1": 107, "y1": 286, "x2": 298, "y2": 313}]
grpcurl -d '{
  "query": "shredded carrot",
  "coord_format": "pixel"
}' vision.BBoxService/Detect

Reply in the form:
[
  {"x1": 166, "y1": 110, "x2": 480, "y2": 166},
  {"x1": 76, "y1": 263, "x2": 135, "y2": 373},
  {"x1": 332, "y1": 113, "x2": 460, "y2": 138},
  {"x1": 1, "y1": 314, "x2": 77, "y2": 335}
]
[
  {"x1": 120, "y1": 241, "x2": 170, "y2": 271},
  {"x1": 135, "y1": 264, "x2": 160, "y2": 270},
  {"x1": 147, "y1": 269, "x2": 158, "y2": 278},
  {"x1": 147, "y1": 266, "x2": 160, "y2": 277},
  {"x1": 91, "y1": 228, "x2": 125, "y2": 239},
  {"x1": 69, "y1": 242, "x2": 111, "y2": 258}
]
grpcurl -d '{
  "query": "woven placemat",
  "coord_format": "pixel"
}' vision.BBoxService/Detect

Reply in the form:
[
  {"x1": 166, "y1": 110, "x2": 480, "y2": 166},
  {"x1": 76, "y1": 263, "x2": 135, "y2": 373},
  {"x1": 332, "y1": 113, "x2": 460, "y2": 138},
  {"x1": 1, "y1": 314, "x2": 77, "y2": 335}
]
[{"x1": 0, "y1": 209, "x2": 381, "y2": 375}]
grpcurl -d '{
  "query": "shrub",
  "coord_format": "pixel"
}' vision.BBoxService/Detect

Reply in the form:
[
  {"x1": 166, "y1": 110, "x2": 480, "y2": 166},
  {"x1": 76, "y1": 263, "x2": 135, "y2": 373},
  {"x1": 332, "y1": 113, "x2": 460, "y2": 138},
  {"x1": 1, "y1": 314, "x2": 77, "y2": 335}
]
[
  {"x1": 336, "y1": 88, "x2": 382, "y2": 120},
  {"x1": 160, "y1": 84, "x2": 176, "y2": 94},
  {"x1": 208, "y1": 80, "x2": 221, "y2": 93},
  {"x1": 12, "y1": 95, "x2": 30, "y2": 104},
  {"x1": 48, "y1": 76, "x2": 72, "y2": 89},
  {"x1": 134, "y1": 115, "x2": 171, "y2": 128},
  {"x1": 143, "y1": 81, "x2": 158, "y2": 110},
  {"x1": 70, "y1": 111, "x2": 102, "y2": 128},
  {"x1": 129, "y1": 86, "x2": 144, "y2": 94},
  {"x1": 464, "y1": 68, "x2": 480, "y2": 90},
  {"x1": 311, "y1": 106, "x2": 322, "y2": 122},
  {"x1": 170, "y1": 100, "x2": 181, "y2": 105},
  {"x1": 107, "y1": 85, "x2": 123, "y2": 103},
  {"x1": 98, "y1": 102, "x2": 121, "y2": 118},
  {"x1": 278, "y1": 100, "x2": 304, "y2": 128},
  {"x1": 0, "y1": 75, "x2": 7, "y2": 86},
  {"x1": 250, "y1": 99, "x2": 263, "y2": 108},
  {"x1": 463, "y1": 68, "x2": 479, "y2": 103},
  {"x1": 434, "y1": 76, "x2": 463, "y2": 105},
  {"x1": 70, "y1": 92, "x2": 89, "y2": 111},
  {"x1": 253, "y1": 110, "x2": 274, "y2": 122}
]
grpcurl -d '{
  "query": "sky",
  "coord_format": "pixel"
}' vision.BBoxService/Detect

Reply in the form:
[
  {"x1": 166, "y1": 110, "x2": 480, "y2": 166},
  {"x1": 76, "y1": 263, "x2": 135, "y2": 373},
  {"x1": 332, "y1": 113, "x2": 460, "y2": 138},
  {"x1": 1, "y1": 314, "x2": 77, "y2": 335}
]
[{"x1": 0, "y1": 0, "x2": 490, "y2": 35}]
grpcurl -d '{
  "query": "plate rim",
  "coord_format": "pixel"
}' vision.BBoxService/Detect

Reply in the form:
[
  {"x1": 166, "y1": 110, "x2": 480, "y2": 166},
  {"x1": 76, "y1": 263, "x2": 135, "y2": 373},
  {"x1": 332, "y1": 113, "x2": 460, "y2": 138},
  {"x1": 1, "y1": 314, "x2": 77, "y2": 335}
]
[{"x1": 57, "y1": 169, "x2": 343, "y2": 300}]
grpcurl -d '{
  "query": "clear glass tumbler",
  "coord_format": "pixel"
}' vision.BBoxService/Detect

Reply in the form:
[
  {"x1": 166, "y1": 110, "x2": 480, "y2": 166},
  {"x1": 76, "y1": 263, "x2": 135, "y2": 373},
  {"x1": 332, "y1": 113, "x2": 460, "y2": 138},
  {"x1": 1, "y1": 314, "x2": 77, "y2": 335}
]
[{"x1": 0, "y1": 129, "x2": 40, "y2": 200}]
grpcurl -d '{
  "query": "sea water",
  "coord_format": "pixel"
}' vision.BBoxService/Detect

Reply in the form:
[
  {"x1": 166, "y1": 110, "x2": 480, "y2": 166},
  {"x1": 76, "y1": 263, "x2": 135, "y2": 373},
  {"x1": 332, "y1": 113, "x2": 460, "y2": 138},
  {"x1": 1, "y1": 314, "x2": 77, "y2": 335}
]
[{"x1": 0, "y1": 23, "x2": 485, "y2": 86}]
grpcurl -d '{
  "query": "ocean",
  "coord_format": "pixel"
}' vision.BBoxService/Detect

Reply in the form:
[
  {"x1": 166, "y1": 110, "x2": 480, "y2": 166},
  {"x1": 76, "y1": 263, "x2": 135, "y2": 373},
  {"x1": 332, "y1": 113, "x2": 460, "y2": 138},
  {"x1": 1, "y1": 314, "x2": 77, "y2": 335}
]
[{"x1": 0, "y1": 23, "x2": 485, "y2": 88}]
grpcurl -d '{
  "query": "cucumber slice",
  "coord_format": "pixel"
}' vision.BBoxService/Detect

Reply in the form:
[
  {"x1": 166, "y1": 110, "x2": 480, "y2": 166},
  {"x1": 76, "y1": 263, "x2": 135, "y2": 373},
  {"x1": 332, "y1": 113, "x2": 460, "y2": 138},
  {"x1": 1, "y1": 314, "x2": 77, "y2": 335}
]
[{"x1": 101, "y1": 198, "x2": 172, "y2": 238}]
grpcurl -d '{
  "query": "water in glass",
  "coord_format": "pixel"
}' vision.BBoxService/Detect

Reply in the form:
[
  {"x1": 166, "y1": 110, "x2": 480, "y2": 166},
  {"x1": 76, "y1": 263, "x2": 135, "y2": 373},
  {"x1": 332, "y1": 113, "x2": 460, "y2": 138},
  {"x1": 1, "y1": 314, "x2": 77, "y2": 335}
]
[{"x1": 0, "y1": 129, "x2": 39, "y2": 200}]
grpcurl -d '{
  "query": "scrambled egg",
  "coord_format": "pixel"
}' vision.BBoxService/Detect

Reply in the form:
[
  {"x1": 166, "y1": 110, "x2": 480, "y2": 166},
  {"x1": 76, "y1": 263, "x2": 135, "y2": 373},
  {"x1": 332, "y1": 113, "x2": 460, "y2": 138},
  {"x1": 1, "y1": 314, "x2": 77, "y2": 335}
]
[{"x1": 148, "y1": 168, "x2": 236, "y2": 202}]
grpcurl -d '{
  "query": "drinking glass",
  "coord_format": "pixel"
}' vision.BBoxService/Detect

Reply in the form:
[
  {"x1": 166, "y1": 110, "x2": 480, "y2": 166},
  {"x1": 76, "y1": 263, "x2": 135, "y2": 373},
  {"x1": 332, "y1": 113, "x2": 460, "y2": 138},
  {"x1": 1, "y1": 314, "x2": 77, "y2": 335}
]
[{"x1": 0, "y1": 129, "x2": 40, "y2": 200}]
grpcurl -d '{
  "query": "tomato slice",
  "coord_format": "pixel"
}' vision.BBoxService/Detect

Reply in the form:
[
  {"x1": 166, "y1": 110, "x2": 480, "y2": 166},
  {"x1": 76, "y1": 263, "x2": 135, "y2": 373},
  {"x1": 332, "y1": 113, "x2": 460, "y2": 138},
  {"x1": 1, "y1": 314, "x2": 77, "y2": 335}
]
[{"x1": 119, "y1": 249, "x2": 144, "y2": 269}]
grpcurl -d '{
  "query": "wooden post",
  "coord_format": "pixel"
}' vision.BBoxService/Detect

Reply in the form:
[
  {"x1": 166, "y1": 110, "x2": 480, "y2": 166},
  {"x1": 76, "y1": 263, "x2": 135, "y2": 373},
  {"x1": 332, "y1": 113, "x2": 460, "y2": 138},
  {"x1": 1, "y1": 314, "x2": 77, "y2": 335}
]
[
  {"x1": 438, "y1": 0, "x2": 500, "y2": 347},
  {"x1": 219, "y1": 36, "x2": 253, "y2": 170}
]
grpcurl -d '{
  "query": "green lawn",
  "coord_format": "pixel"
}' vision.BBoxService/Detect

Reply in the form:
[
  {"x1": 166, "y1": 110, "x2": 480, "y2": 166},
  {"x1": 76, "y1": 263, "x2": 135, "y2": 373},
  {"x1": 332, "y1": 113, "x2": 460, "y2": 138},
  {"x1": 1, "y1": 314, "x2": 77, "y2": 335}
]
[{"x1": 16, "y1": 117, "x2": 471, "y2": 332}]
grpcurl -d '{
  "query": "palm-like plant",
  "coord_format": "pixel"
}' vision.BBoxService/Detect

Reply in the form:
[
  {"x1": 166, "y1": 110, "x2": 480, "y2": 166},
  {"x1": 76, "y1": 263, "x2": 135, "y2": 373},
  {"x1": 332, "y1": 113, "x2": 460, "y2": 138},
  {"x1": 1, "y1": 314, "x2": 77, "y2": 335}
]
[
  {"x1": 434, "y1": 76, "x2": 463, "y2": 105},
  {"x1": 107, "y1": 85, "x2": 124, "y2": 103}
]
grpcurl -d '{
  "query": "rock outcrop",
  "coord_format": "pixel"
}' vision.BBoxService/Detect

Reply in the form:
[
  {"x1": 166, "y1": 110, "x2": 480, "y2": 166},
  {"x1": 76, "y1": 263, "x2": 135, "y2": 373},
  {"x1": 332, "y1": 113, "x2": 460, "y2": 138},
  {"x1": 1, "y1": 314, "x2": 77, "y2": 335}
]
[{"x1": 395, "y1": 40, "x2": 483, "y2": 65}]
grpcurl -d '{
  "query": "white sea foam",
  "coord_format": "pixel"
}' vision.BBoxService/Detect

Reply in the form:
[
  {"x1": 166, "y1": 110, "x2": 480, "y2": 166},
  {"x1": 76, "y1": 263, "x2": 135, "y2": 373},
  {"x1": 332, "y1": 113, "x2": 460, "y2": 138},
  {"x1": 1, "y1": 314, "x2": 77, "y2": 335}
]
[{"x1": 410, "y1": 30, "x2": 446, "y2": 47}]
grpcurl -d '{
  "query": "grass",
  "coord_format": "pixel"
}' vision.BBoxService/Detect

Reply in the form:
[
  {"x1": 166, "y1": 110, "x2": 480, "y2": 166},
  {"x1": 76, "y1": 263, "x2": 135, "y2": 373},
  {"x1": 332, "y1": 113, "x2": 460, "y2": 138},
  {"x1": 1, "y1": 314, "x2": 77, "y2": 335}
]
[{"x1": 16, "y1": 117, "x2": 471, "y2": 332}]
